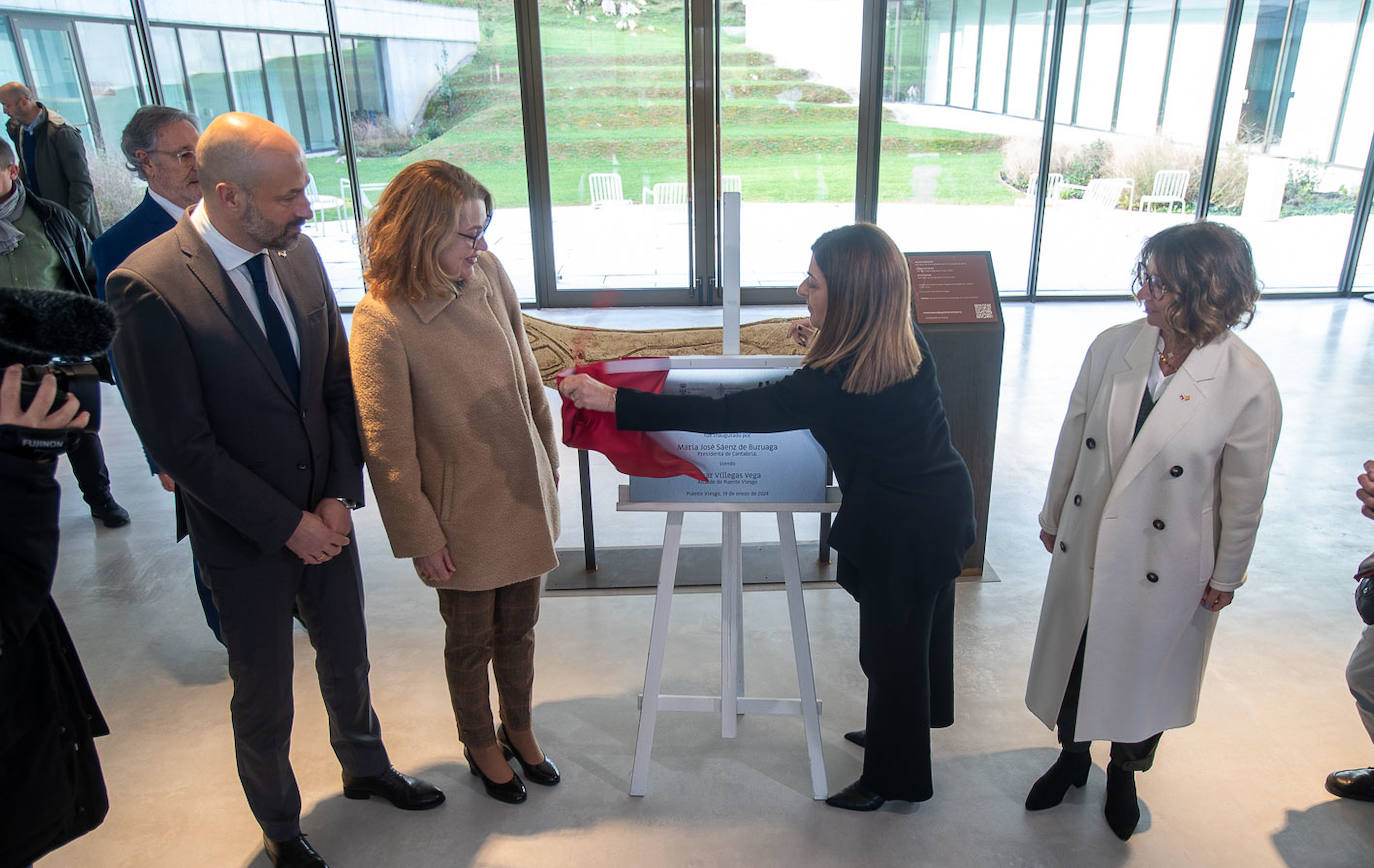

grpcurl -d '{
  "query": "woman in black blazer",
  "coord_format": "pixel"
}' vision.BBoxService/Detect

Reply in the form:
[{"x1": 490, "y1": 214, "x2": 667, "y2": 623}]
[{"x1": 561, "y1": 223, "x2": 976, "y2": 811}]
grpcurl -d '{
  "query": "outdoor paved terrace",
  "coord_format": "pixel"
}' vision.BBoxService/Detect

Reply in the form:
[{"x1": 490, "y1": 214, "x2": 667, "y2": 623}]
[{"x1": 315, "y1": 202, "x2": 1371, "y2": 308}]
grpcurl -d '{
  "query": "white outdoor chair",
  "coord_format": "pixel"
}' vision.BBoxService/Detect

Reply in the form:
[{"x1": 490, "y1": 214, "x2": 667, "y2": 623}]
[
  {"x1": 1026, "y1": 172, "x2": 1065, "y2": 203},
  {"x1": 642, "y1": 181, "x2": 689, "y2": 205},
  {"x1": 305, "y1": 174, "x2": 346, "y2": 233},
  {"x1": 589, "y1": 172, "x2": 632, "y2": 207},
  {"x1": 722, "y1": 174, "x2": 742, "y2": 194},
  {"x1": 1138, "y1": 169, "x2": 1190, "y2": 212},
  {"x1": 339, "y1": 178, "x2": 390, "y2": 237},
  {"x1": 1081, "y1": 177, "x2": 1134, "y2": 210}
]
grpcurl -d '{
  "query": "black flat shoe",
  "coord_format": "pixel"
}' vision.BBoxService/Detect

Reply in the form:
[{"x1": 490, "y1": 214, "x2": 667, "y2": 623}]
[
  {"x1": 843, "y1": 729, "x2": 866, "y2": 748},
  {"x1": 1103, "y1": 762, "x2": 1140, "y2": 841},
  {"x1": 825, "y1": 779, "x2": 885, "y2": 811},
  {"x1": 497, "y1": 723, "x2": 560, "y2": 786},
  {"x1": 342, "y1": 766, "x2": 444, "y2": 810},
  {"x1": 1025, "y1": 749, "x2": 1091, "y2": 811},
  {"x1": 465, "y1": 747, "x2": 527, "y2": 804},
  {"x1": 1326, "y1": 767, "x2": 1374, "y2": 801},
  {"x1": 264, "y1": 834, "x2": 328, "y2": 867}
]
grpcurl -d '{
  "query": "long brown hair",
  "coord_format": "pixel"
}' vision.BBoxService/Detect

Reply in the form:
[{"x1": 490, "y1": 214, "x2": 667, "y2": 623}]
[
  {"x1": 363, "y1": 160, "x2": 492, "y2": 302},
  {"x1": 1134, "y1": 221, "x2": 1259, "y2": 347},
  {"x1": 804, "y1": 223, "x2": 922, "y2": 395}
]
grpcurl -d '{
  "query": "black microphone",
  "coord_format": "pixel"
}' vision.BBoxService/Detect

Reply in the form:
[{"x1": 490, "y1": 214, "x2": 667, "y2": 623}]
[
  {"x1": 0, "y1": 286, "x2": 116, "y2": 365},
  {"x1": 0, "y1": 287, "x2": 117, "y2": 434}
]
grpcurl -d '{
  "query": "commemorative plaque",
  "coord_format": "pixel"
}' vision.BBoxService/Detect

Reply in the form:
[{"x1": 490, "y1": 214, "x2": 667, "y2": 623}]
[{"x1": 627, "y1": 358, "x2": 827, "y2": 504}]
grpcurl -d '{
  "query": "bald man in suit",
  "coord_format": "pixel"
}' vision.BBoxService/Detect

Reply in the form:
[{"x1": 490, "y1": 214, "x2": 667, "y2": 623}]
[{"x1": 106, "y1": 113, "x2": 441, "y2": 868}]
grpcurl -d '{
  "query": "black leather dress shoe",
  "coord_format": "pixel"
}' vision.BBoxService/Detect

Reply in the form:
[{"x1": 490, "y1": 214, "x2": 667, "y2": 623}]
[
  {"x1": 497, "y1": 723, "x2": 560, "y2": 786},
  {"x1": 825, "y1": 779, "x2": 886, "y2": 811},
  {"x1": 465, "y1": 748, "x2": 527, "y2": 804},
  {"x1": 342, "y1": 766, "x2": 445, "y2": 810},
  {"x1": 843, "y1": 729, "x2": 866, "y2": 748},
  {"x1": 264, "y1": 834, "x2": 328, "y2": 867},
  {"x1": 1326, "y1": 767, "x2": 1374, "y2": 801},
  {"x1": 90, "y1": 497, "x2": 130, "y2": 528}
]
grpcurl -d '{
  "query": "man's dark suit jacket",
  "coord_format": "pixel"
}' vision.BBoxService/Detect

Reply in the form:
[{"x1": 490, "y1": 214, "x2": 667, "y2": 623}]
[
  {"x1": 105, "y1": 216, "x2": 364, "y2": 564},
  {"x1": 92, "y1": 191, "x2": 176, "y2": 302}
]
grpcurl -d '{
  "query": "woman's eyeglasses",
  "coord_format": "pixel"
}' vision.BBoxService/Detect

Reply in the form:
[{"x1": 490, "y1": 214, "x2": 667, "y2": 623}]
[
  {"x1": 456, "y1": 212, "x2": 493, "y2": 246},
  {"x1": 1136, "y1": 269, "x2": 1172, "y2": 300}
]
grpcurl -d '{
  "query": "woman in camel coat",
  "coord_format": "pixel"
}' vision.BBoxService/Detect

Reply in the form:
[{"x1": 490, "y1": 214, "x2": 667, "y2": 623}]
[
  {"x1": 1024, "y1": 221, "x2": 1281, "y2": 840},
  {"x1": 351, "y1": 161, "x2": 560, "y2": 805}
]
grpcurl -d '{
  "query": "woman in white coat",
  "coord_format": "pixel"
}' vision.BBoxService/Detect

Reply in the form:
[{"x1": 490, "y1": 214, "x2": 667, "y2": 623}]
[{"x1": 1023, "y1": 221, "x2": 1281, "y2": 840}]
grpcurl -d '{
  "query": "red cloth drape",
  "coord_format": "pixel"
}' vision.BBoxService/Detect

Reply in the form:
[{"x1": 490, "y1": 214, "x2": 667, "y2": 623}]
[{"x1": 557, "y1": 359, "x2": 707, "y2": 481}]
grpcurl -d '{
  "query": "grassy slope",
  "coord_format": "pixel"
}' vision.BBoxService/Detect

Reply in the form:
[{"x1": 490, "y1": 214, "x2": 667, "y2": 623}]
[{"x1": 308, "y1": 3, "x2": 1013, "y2": 209}]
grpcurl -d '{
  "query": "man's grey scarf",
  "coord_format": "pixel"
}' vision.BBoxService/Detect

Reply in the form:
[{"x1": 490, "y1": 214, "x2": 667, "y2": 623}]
[{"x1": 0, "y1": 180, "x2": 28, "y2": 255}]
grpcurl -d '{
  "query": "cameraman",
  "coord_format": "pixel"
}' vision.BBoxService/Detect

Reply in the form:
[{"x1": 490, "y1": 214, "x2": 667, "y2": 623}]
[{"x1": 0, "y1": 363, "x2": 110, "y2": 867}]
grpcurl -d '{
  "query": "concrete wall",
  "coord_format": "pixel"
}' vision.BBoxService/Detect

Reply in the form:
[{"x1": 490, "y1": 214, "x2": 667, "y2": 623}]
[{"x1": 382, "y1": 37, "x2": 476, "y2": 131}]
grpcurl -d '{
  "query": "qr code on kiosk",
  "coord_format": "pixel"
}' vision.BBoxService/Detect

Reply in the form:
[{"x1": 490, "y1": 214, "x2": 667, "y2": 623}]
[{"x1": 974, "y1": 303, "x2": 993, "y2": 319}]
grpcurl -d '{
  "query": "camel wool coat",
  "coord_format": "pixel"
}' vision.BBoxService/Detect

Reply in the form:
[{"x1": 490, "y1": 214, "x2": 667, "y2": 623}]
[
  {"x1": 351, "y1": 252, "x2": 560, "y2": 591},
  {"x1": 1025, "y1": 318, "x2": 1281, "y2": 743}
]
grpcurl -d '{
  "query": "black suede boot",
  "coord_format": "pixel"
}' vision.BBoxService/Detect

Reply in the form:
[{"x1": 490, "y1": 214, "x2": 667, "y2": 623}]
[
  {"x1": 1025, "y1": 749, "x2": 1091, "y2": 810},
  {"x1": 1103, "y1": 761, "x2": 1140, "y2": 840}
]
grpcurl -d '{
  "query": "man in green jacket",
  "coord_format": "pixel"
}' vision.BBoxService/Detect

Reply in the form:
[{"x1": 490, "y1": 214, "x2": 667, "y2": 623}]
[{"x1": 0, "y1": 82, "x2": 101, "y2": 240}]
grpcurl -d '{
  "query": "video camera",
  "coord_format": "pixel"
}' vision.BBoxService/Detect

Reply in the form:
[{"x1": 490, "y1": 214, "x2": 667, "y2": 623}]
[{"x1": 0, "y1": 286, "x2": 116, "y2": 434}]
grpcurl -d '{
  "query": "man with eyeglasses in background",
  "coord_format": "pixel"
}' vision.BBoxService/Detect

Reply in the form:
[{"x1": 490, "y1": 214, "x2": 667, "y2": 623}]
[
  {"x1": 94, "y1": 106, "x2": 223, "y2": 631},
  {"x1": 0, "y1": 81, "x2": 101, "y2": 241}
]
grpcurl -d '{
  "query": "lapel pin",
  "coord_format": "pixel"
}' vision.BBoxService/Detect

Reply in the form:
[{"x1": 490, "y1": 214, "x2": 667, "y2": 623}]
[{"x1": 1180, "y1": 394, "x2": 1191, "y2": 401}]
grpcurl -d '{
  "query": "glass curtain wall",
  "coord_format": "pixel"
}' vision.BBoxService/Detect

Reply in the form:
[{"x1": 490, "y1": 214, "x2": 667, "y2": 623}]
[
  {"x1": 1, "y1": 0, "x2": 1370, "y2": 304},
  {"x1": 74, "y1": 21, "x2": 146, "y2": 157},
  {"x1": 338, "y1": 0, "x2": 533, "y2": 302},
  {"x1": 877, "y1": 0, "x2": 1050, "y2": 293},
  {"x1": 722, "y1": 0, "x2": 864, "y2": 291},
  {"x1": 1037, "y1": 0, "x2": 1228, "y2": 294},
  {"x1": 537, "y1": 0, "x2": 690, "y2": 297},
  {"x1": 1208, "y1": 0, "x2": 1369, "y2": 291}
]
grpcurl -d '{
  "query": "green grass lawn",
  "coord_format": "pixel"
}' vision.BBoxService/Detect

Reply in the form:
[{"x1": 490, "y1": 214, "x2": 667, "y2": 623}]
[{"x1": 314, "y1": 3, "x2": 1014, "y2": 211}]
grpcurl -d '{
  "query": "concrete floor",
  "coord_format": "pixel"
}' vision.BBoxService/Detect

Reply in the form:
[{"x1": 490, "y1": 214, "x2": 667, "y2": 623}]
[{"x1": 37, "y1": 297, "x2": 1374, "y2": 867}]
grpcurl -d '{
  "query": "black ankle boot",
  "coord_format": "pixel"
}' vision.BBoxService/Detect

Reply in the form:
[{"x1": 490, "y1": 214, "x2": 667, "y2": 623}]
[
  {"x1": 1025, "y1": 749, "x2": 1091, "y2": 810},
  {"x1": 1103, "y1": 762, "x2": 1140, "y2": 840}
]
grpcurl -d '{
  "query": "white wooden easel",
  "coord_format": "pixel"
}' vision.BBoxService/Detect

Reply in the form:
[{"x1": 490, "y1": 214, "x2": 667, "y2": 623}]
[{"x1": 617, "y1": 485, "x2": 841, "y2": 800}]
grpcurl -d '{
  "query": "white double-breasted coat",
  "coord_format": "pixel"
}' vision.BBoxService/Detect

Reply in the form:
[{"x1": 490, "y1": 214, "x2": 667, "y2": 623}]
[{"x1": 1025, "y1": 318, "x2": 1281, "y2": 743}]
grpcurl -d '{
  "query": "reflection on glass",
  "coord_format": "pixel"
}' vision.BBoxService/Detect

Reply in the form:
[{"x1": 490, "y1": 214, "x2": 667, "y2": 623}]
[
  {"x1": 152, "y1": 27, "x2": 188, "y2": 111},
  {"x1": 180, "y1": 29, "x2": 233, "y2": 128},
  {"x1": 222, "y1": 32, "x2": 270, "y2": 120},
  {"x1": 1210, "y1": 0, "x2": 1364, "y2": 291},
  {"x1": 877, "y1": 0, "x2": 1049, "y2": 295},
  {"x1": 1038, "y1": 0, "x2": 1225, "y2": 294},
  {"x1": 724, "y1": 0, "x2": 863, "y2": 288},
  {"x1": 293, "y1": 35, "x2": 337, "y2": 151},
  {"x1": 1007, "y1": 0, "x2": 1050, "y2": 117},
  {"x1": 75, "y1": 22, "x2": 144, "y2": 157},
  {"x1": 342, "y1": 37, "x2": 387, "y2": 119},
  {"x1": 325, "y1": 1, "x2": 531, "y2": 303},
  {"x1": 0, "y1": 19, "x2": 23, "y2": 83},
  {"x1": 1356, "y1": 209, "x2": 1374, "y2": 292},
  {"x1": 538, "y1": 0, "x2": 688, "y2": 291},
  {"x1": 976, "y1": 0, "x2": 1013, "y2": 113},
  {"x1": 19, "y1": 26, "x2": 89, "y2": 135},
  {"x1": 260, "y1": 33, "x2": 306, "y2": 145}
]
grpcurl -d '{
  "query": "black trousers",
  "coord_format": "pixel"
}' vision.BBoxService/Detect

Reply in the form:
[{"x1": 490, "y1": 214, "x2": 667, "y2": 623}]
[
  {"x1": 1056, "y1": 628, "x2": 1161, "y2": 771},
  {"x1": 63, "y1": 428, "x2": 113, "y2": 507},
  {"x1": 206, "y1": 538, "x2": 389, "y2": 841},
  {"x1": 842, "y1": 554, "x2": 956, "y2": 802}
]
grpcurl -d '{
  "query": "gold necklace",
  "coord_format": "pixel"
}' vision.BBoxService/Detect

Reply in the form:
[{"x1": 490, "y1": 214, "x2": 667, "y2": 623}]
[{"x1": 1158, "y1": 341, "x2": 1189, "y2": 374}]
